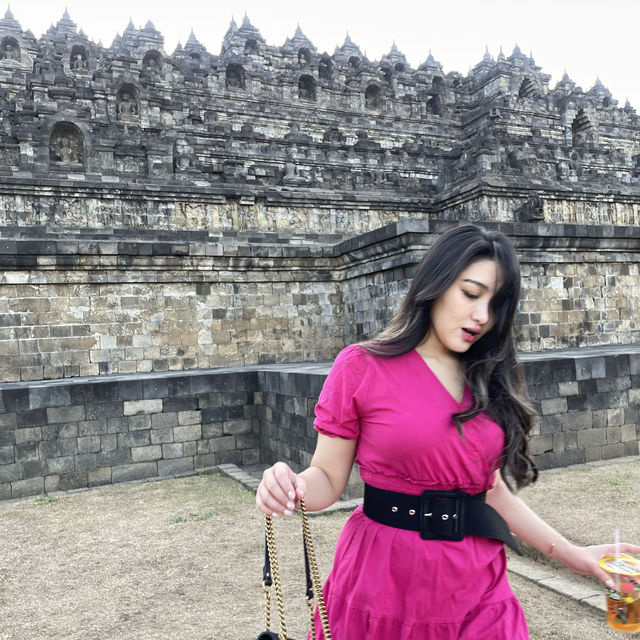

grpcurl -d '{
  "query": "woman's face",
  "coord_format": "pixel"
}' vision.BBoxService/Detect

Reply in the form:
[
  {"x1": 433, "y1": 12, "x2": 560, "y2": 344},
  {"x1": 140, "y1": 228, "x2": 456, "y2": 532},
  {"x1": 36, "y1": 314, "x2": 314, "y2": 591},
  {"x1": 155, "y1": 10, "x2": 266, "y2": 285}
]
[{"x1": 423, "y1": 258, "x2": 502, "y2": 356}]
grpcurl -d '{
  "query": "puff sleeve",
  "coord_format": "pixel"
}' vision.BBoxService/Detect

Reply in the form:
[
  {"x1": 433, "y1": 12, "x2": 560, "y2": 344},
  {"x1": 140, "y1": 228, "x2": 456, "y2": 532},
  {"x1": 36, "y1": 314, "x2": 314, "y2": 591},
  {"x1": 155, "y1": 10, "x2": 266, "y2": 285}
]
[{"x1": 314, "y1": 344, "x2": 370, "y2": 440}]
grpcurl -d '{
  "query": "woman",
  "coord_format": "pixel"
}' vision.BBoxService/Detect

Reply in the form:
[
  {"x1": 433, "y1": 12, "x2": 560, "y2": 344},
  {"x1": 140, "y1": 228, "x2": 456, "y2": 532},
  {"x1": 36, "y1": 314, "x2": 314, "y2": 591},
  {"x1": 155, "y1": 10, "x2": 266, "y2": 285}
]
[{"x1": 256, "y1": 224, "x2": 639, "y2": 639}]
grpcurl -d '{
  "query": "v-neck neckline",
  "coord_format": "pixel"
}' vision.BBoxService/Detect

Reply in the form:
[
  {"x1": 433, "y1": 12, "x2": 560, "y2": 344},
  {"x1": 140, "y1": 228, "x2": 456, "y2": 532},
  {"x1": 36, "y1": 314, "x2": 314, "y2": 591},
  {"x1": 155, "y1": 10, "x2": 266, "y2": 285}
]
[{"x1": 411, "y1": 348, "x2": 470, "y2": 407}]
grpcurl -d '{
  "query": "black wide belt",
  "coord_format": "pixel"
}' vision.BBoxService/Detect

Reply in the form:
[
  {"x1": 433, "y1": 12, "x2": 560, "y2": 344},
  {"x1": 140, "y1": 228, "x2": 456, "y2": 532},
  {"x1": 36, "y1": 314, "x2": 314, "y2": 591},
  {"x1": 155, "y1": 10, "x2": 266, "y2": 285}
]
[{"x1": 363, "y1": 483, "x2": 521, "y2": 555}]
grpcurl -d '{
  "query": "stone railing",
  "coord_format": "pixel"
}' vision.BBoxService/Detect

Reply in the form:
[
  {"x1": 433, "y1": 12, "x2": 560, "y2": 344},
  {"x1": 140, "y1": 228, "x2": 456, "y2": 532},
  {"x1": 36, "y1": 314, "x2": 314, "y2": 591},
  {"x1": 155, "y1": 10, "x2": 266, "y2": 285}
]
[{"x1": 1, "y1": 345, "x2": 638, "y2": 500}]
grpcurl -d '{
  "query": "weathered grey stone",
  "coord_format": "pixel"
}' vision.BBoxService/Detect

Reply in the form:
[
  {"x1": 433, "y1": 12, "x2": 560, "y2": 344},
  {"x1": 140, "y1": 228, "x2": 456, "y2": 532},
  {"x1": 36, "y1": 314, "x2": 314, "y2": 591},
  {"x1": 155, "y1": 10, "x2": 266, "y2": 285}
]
[
  {"x1": 202, "y1": 422, "x2": 224, "y2": 438},
  {"x1": 177, "y1": 410, "x2": 200, "y2": 426},
  {"x1": 210, "y1": 435, "x2": 235, "y2": 452},
  {"x1": 56, "y1": 438, "x2": 78, "y2": 457},
  {"x1": 577, "y1": 428, "x2": 607, "y2": 448},
  {"x1": 47, "y1": 405, "x2": 85, "y2": 423},
  {"x1": 112, "y1": 462, "x2": 157, "y2": 483},
  {"x1": 100, "y1": 434, "x2": 118, "y2": 451},
  {"x1": 14, "y1": 427, "x2": 41, "y2": 443},
  {"x1": 47, "y1": 456, "x2": 75, "y2": 475},
  {"x1": 183, "y1": 441, "x2": 197, "y2": 457},
  {"x1": 45, "y1": 475, "x2": 60, "y2": 493},
  {"x1": 58, "y1": 423, "x2": 79, "y2": 438},
  {"x1": 128, "y1": 415, "x2": 152, "y2": 431},
  {"x1": 173, "y1": 424, "x2": 202, "y2": 442},
  {"x1": 158, "y1": 457, "x2": 194, "y2": 477},
  {"x1": 131, "y1": 445, "x2": 162, "y2": 463},
  {"x1": 151, "y1": 413, "x2": 178, "y2": 429},
  {"x1": 88, "y1": 467, "x2": 112, "y2": 487},
  {"x1": 0, "y1": 445, "x2": 14, "y2": 465},
  {"x1": 0, "y1": 463, "x2": 22, "y2": 482},
  {"x1": 21, "y1": 460, "x2": 47, "y2": 479},
  {"x1": 223, "y1": 420, "x2": 253, "y2": 435},
  {"x1": 11, "y1": 477, "x2": 44, "y2": 498},
  {"x1": 540, "y1": 397, "x2": 568, "y2": 416},
  {"x1": 97, "y1": 449, "x2": 130, "y2": 467},
  {"x1": 59, "y1": 472, "x2": 88, "y2": 491},
  {"x1": 150, "y1": 427, "x2": 173, "y2": 444},
  {"x1": 77, "y1": 435, "x2": 101, "y2": 453},
  {"x1": 75, "y1": 453, "x2": 99, "y2": 472},
  {"x1": 162, "y1": 443, "x2": 183, "y2": 459},
  {"x1": 123, "y1": 400, "x2": 162, "y2": 416},
  {"x1": 79, "y1": 420, "x2": 108, "y2": 436},
  {"x1": 118, "y1": 431, "x2": 151, "y2": 448}
]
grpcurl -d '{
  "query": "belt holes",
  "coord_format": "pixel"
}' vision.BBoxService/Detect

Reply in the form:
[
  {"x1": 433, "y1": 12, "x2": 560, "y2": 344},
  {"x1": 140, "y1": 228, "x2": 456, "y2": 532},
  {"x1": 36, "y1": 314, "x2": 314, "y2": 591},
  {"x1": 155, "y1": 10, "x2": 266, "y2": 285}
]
[
  {"x1": 391, "y1": 506, "x2": 398, "y2": 513},
  {"x1": 408, "y1": 509, "x2": 416, "y2": 516}
]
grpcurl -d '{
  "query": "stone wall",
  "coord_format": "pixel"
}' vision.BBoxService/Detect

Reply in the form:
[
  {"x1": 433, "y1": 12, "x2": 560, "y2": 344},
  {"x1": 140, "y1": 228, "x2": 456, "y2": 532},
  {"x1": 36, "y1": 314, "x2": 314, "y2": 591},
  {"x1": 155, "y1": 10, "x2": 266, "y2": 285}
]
[
  {"x1": 1, "y1": 346, "x2": 638, "y2": 500},
  {"x1": 1, "y1": 220, "x2": 639, "y2": 383},
  {"x1": 255, "y1": 347, "x2": 640, "y2": 496},
  {"x1": 338, "y1": 220, "x2": 640, "y2": 351},
  {"x1": 0, "y1": 367, "x2": 260, "y2": 499}
]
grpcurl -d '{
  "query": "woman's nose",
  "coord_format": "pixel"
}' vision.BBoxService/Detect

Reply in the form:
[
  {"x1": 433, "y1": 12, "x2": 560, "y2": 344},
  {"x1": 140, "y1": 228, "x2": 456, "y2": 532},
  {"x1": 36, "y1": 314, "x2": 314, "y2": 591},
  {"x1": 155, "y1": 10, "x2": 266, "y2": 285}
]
[{"x1": 471, "y1": 301, "x2": 490, "y2": 324}]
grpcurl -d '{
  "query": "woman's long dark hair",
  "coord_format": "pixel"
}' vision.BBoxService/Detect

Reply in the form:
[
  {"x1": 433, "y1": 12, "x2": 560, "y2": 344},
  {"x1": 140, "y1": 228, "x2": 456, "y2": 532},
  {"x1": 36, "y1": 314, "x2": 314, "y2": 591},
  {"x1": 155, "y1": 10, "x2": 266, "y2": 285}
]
[{"x1": 363, "y1": 224, "x2": 538, "y2": 491}]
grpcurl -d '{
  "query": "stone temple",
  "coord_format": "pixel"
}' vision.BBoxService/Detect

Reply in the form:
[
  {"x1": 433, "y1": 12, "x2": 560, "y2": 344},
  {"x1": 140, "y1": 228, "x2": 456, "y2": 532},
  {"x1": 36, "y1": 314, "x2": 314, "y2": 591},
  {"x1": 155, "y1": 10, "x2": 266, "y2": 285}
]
[{"x1": 0, "y1": 9, "x2": 638, "y2": 499}]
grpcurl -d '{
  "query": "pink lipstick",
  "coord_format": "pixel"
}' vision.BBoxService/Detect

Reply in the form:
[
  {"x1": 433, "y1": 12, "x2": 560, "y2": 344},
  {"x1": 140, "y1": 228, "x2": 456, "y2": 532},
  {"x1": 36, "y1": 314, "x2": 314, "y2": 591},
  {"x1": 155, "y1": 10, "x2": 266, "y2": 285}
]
[{"x1": 461, "y1": 327, "x2": 479, "y2": 342}]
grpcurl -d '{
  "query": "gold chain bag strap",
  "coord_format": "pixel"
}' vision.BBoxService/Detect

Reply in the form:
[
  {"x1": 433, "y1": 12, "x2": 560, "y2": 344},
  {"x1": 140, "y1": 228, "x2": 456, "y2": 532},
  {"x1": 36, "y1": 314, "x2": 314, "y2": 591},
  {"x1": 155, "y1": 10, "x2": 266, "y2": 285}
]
[{"x1": 257, "y1": 499, "x2": 332, "y2": 640}]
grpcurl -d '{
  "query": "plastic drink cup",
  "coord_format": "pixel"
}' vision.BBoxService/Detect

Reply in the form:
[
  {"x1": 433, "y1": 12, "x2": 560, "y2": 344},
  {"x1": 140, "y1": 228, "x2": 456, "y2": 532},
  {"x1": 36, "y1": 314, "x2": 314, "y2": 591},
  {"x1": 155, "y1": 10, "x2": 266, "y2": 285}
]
[{"x1": 598, "y1": 554, "x2": 640, "y2": 634}]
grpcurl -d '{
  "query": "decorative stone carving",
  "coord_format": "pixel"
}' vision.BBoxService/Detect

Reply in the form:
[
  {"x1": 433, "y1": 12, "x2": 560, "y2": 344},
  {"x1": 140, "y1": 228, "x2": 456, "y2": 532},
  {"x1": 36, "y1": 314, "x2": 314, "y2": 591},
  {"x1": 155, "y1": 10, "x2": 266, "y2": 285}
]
[
  {"x1": 365, "y1": 84, "x2": 381, "y2": 109},
  {"x1": 298, "y1": 75, "x2": 315, "y2": 101},
  {"x1": 0, "y1": 37, "x2": 19, "y2": 61},
  {"x1": 282, "y1": 156, "x2": 308, "y2": 184},
  {"x1": 0, "y1": 11, "x2": 635, "y2": 209},
  {"x1": 174, "y1": 138, "x2": 197, "y2": 172},
  {"x1": 142, "y1": 50, "x2": 162, "y2": 75},
  {"x1": 117, "y1": 86, "x2": 139, "y2": 121},
  {"x1": 514, "y1": 195, "x2": 545, "y2": 222},
  {"x1": 70, "y1": 46, "x2": 88, "y2": 71},
  {"x1": 114, "y1": 142, "x2": 147, "y2": 175},
  {"x1": 225, "y1": 64, "x2": 244, "y2": 89},
  {"x1": 49, "y1": 123, "x2": 84, "y2": 167}
]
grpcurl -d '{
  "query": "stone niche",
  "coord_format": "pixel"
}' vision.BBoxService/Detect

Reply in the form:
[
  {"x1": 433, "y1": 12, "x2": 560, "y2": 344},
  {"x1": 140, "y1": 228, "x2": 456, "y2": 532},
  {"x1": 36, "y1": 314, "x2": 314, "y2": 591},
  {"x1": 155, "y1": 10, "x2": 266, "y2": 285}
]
[
  {"x1": 116, "y1": 84, "x2": 139, "y2": 122},
  {"x1": 49, "y1": 121, "x2": 84, "y2": 169},
  {"x1": 69, "y1": 44, "x2": 89, "y2": 72},
  {"x1": 0, "y1": 35, "x2": 20, "y2": 61}
]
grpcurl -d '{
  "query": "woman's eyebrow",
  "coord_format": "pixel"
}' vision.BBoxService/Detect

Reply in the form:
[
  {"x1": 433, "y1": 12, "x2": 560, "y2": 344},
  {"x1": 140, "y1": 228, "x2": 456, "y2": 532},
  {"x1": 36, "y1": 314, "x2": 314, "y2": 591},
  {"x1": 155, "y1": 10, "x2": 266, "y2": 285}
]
[{"x1": 462, "y1": 278, "x2": 489, "y2": 290}]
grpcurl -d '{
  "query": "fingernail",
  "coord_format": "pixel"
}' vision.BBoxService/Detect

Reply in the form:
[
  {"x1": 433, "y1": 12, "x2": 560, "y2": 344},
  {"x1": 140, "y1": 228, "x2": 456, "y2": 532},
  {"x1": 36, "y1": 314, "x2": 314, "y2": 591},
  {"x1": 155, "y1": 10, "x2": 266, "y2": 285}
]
[
  {"x1": 606, "y1": 579, "x2": 614, "y2": 589},
  {"x1": 288, "y1": 491, "x2": 295, "y2": 500},
  {"x1": 284, "y1": 509, "x2": 292, "y2": 516},
  {"x1": 297, "y1": 489, "x2": 305, "y2": 498},
  {"x1": 271, "y1": 512, "x2": 279, "y2": 518},
  {"x1": 287, "y1": 501, "x2": 295, "y2": 510}
]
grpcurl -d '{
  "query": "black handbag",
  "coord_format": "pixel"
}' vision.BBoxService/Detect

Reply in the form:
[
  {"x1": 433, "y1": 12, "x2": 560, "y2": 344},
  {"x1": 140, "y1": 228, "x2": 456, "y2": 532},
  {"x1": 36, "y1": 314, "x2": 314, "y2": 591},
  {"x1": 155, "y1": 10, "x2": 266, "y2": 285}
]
[{"x1": 256, "y1": 499, "x2": 332, "y2": 640}]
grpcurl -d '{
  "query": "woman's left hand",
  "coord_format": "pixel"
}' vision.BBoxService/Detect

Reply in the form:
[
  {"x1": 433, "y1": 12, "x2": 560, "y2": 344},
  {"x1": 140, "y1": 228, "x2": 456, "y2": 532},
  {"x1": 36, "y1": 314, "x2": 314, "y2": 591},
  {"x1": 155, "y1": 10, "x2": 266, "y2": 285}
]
[{"x1": 555, "y1": 540, "x2": 640, "y2": 587}]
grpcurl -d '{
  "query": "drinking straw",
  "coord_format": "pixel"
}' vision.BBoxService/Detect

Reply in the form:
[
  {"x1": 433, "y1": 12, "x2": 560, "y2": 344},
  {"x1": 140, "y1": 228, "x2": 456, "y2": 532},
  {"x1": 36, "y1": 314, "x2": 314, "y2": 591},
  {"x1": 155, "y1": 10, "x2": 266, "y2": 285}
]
[{"x1": 615, "y1": 529, "x2": 621, "y2": 592}]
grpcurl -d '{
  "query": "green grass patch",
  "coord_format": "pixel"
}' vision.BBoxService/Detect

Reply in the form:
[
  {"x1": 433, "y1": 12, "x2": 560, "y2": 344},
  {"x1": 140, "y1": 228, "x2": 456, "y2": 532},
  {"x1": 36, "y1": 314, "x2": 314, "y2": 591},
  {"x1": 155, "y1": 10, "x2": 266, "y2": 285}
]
[
  {"x1": 34, "y1": 495, "x2": 59, "y2": 506},
  {"x1": 169, "y1": 509, "x2": 219, "y2": 525}
]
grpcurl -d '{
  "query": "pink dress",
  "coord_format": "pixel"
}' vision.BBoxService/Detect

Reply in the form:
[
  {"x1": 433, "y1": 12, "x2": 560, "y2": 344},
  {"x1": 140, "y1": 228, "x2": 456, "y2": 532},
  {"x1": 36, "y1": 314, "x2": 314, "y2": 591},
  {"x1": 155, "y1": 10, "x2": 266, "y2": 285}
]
[{"x1": 311, "y1": 345, "x2": 529, "y2": 640}]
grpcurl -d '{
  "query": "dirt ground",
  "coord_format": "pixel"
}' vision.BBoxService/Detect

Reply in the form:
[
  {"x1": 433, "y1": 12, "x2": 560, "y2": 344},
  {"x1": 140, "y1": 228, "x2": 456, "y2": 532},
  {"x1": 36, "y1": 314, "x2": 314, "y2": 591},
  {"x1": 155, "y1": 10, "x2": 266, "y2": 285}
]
[{"x1": 1, "y1": 458, "x2": 639, "y2": 640}]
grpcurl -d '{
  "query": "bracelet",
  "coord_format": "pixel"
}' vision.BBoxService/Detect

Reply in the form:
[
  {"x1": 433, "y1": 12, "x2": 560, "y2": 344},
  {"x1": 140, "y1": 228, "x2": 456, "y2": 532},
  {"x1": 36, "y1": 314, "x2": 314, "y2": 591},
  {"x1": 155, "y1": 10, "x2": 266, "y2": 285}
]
[{"x1": 548, "y1": 534, "x2": 564, "y2": 558}]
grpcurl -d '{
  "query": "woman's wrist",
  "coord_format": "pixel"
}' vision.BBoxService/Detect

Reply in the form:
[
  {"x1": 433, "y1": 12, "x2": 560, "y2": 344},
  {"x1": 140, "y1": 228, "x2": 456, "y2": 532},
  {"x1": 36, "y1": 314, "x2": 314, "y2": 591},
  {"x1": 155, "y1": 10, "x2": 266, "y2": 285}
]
[
  {"x1": 547, "y1": 533, "x2": 564, "y2": 559},
  {"x1": 547, "y1": 534, "x2": 575, "y2": 566}
]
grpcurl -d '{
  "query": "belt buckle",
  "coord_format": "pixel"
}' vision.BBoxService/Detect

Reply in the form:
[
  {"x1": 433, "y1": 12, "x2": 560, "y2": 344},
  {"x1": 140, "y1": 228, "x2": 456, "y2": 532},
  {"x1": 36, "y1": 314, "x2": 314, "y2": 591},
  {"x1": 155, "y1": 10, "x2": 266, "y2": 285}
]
[{"x1": 419, "y1": 491, "x2": 465, "y2": 541}]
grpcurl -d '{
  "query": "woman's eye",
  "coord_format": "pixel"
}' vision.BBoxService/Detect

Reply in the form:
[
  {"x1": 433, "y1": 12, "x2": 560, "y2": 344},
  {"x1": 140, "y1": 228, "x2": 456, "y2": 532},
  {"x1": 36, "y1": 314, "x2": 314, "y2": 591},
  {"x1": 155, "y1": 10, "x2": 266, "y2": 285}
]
[{"x1": 462, "y1": 290, "x2": 478, "y2": 300}]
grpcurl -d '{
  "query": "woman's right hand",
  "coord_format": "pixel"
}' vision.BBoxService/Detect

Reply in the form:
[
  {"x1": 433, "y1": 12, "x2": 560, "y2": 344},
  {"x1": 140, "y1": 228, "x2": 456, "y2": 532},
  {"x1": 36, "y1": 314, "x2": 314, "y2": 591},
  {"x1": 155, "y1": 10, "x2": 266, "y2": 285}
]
[{"x1": 256, "y1": 462, "x2": 307, "y2": 517}]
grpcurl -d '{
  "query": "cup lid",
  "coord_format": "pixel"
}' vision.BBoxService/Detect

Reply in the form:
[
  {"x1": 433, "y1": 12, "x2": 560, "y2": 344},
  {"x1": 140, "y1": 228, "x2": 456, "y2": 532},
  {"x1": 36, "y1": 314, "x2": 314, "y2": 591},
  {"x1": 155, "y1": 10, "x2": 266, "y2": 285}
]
[{"x1": 598, "y1": 554, "x2": 640, "y2": 576}]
